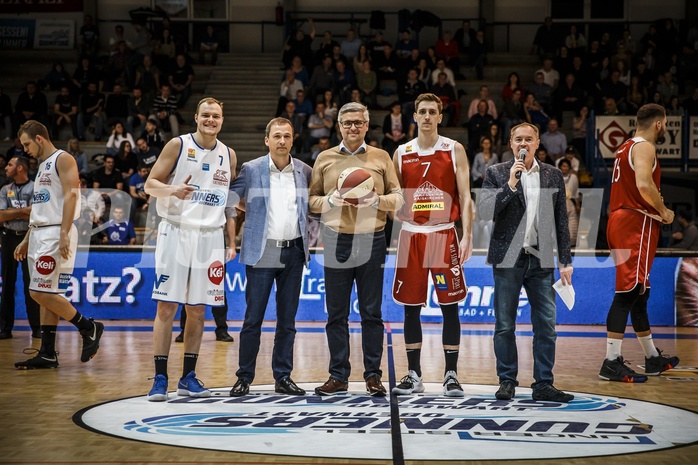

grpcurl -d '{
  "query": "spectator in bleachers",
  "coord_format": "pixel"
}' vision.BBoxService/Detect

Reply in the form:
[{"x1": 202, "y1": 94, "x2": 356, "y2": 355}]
[
  {"x1": 536, "y1": 58, "x2": 560, "y2": 90},
  {"x1": 554, "y1": 46, "x2": 573, "y2": 78},
  {"x1": 565, "y1": 24, "x2": 587, "y2": 57},
  {"x1": 471, "y1": 30, "x2": 488, "y2": 80},
  {"x1": 140, "y1": 118, "x2": 165, "y2": 150},
  {"x1": 108, "y1": 41, "x2": 132, "y2": 89},
  {"x1": 52, "y1": 85, "x2": 79, "y2": 140},
  {"x1": 76, "y1": 207, "x2": 104, "y2": 246},
  {"x1": 415, "y1": 58, "x2": 432, "y2": 87},
  {"x1": 330, "y1": 44, "x2": 348, "y2": 68},
  {"x1": 398, "y1": 47, "x2": 422, "y2": 77},
  {"x1": 501, "y1": 71, "x2": 524, "y2": 102},
  {"x1": 128, "y1": 164, "x2": 151, "y2": 213},
  {"x1": 333, "y1": 60, "x2": 355, "y2": 104},
  {"x1": 684, "y1": 87, "x2": 698, "y2": 116},
  {"x1": 127, "y1": 86, "x2": 150, "y2": 135},
  {"x1": 435, "y1": 30, "x2": 461, "y2": 79},
  {"x1": 304, "y1": 101, "x2": 333, "y2": 153},
  {"x1": 308, "y1": 136, "x2": 330, "y2": 166},
  {"x1": 168, "y1": 54, "x2": 195, "y2": 110},
  {"x1": 79, "y1": 14, "x2": 100, "y2": 60},
  {"x1": 374, "y1": 43, "x2": 398, "y2": 82},
  {"x1": 598, "y1": 70, "x2": 627, "y2": 113},
  {"x1": 44, "y1": 61, "x2": 73, "y2": 92},
  {"x1": 610, "y1": 43, "x2": 632, "y2": 74},
  {"x1": 340, "y1": 28, "x2": 362, "y2": 60},
  {"x1": 150, "y1": 84, "x2": 179, "y2": 137},
  {"x1": 570, "y1": 105, "x2": 589, "y2": 157},
  {"x1": 395, "y1": 30, "x2": 418, "y2": 62},
  {"x1": 540, "y1": 119, "x2": 568, "y2": 161},
  {"x1": 72, "y1": 56, "x2": 101, "y2": 93},
  {"x1": 523, "y1": 92, "x2": 549, "y2": 131},
  {"x1": 353, "y1": 44, "x2": 371, "y2": 75},
  {"x1": 79, "y1": 173, "x2": 106, "y2": 223},
  {"x1": 430, "y1": 58, "x2": 456, "y2": 88},
  {"x1": 278, "y1": 68, "x2": 304, "y2": 116},
  {"x1": 499, "y1": 88, "x2": 526, "y2": 144},
  {"x1": 455, "y1": 20, "x2": 477, "y2": 67},
  {"x1": 489, "y1": 122, "x2": 505, "y2": 157},
  {"x1": 569, "y1": 55, "x2": 593, "y2": 95},
  {"x1": 135, "y1": 55, "x2": 161, "y2": 101},
  {"x1": 114, "y1": 140, "x2": 138, "y2": 182},
  {"x1": 650, "y1": 90, "x2": 663, "y2": 106},
  {"x1": 27, "y1": 157, "x2": 38, "y2": 182},
  {"x1": 555, "y1": 145, "x2": 581, "y2": 172},
  {"x1": 292, "y1": 89, "x2": 313, "y2": 119},
  {"x1": 307, "y1": 55, "x2": 335, "y2": 103},
  {"x1": 66, "y1": 138, "x2": 88, "y2": 174},
  {"x1": 283, "y1": 19, "x2": 316, "y2": 68},
  {"x1": 92, "y1": 153, "x2": 124, "y2": 196},
  {"x1": 198, "y1": 25, "x2": 220, "y2": 65},
  {"x1": 128, "y1": 22, "x2": 153, "y2": 85},
  {"x1": 641, "y1": 45, "x2": 657, "y2": 74},
  {"x1": 585, "y1": 39, "x2": 605, "y2": 76},
  {"x1": 135, "y1": 136, "x2": 160, "y2": 167},
  {"x1": 280, "y1": 101, "x2": 304, "y2": 155},
  {"x1": 367, "y1": 32, "x2": 388, "y2": 64},
  {"x1": 285, "y1": 55, "x2": 310, "y2": 87},
  {"x1": 531, "y1": 16, "x2": 560, "y2": 61},
  {"x1": 6, "y1": 137, "x2": 29, "y2": 160},
  {"x1": 678, "y1": 44, "x2": 698, "y2": 93},
  {"x1": 153, "y1": 28, "x2": 177, "y2": 73},
  {"x1": 104, "y1": 206, "x2": 136, "y2": 246},
  {"x1": 321, "y1": 89, "x2": 339, "y2": 121},
  {"x1": 77, "y1": 81, "x2": 105, "y2": 141},
  {"x1": 13, "y1": 81, "x2": 49, "y2": 133},
  {"x1": 357, "y1": 60, "x2": 378, "y2": 108},
  {"x1": 467, "y1": 85, "x2": 497, "y2": 119},
  {"x1": 430, "y1": 72, "x2": 458, "y2": 126},
  {"x1": 471, "y1": 135, "x2": 498, "y2": 188},
  {"x1": 626, "y1": 75, "x2": 648, "y2": 115},
  {"x1": 665, "y1": 95, "x2": 683, "y2": 117},
  {"x1": 467, "y1": 99, "x2": 494, "y2": 155},
  {"x1": 669, "y1": 209, "x2": 698, "y2": 250},
  {"x1": 656, "y1": 71, "x2": 678, "y2": 105},
  {"x1": 0, "y1": 156, "x2": 9, "y2": 187},
  {"x1": 105, "y1": 83, "x2": 130, "y2": 128},
  {"x1": 554, "y1": 73, "x2": 585, "y2": 121},
  {"x1": 597, "y1": 31, "x2": 614, "y2": 57},
  {"x1": 315, "y1": 30, "x2": 339, "y2": 64},
  {"x1": 399, "y1": 68, "x2": 428, "y2": 116},
  {"x1": 595, "y1": 56, "x2": 613, "y2": 89},
  {"x1": 381, "y1": 101, "x2": 410, "y2": 155},
  {"x1": 558, "y1": 157, "x2": 580, "y2": 247},
  {"x1": 108, "y1": 24, "x2": 131, "y2": 56},
  {"x1": 0, "y1": 87, "x2": 12, "y2": 141},
  {"x1": 106, "y1": 122, "x2": 135, "y2": 156},
  {"x1": 618, "y1": 29, "x2": 636, "y2": 56},
  {"x1": 528, "y1": 71, "x2": 553, "y2": 115},
  {"x1": 657, "y1": 18, "x2": 681, "y2": 69}
]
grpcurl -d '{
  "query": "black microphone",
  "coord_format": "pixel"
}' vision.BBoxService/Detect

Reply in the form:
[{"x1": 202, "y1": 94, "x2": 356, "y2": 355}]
[{"x1": 515, "y1": 148, "x2": 527, "y2": 179}]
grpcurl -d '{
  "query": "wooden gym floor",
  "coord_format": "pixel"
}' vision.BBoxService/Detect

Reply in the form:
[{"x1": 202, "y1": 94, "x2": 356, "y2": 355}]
[{"x1": 0, "y1": 320, "x2": 696, "y2": 465}]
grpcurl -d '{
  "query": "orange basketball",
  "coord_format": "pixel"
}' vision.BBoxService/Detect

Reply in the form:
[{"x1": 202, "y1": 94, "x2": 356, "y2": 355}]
[{"x1": 336, "y1": 167, "x2": 374, "y2": 205}]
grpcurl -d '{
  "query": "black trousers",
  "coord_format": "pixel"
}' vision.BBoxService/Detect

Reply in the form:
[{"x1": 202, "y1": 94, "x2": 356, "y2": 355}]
[{"x1": 0, "y1": 230, "x2": 40, "y2": 334}]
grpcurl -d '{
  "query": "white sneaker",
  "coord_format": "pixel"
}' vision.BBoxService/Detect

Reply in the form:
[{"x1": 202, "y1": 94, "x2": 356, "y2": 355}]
[
  {"x1": 443, "y1": 370, "x2": 465, "y2": 397},
  {"x1": 392, "y1": 370, "x2": 425, "y2": 395}
]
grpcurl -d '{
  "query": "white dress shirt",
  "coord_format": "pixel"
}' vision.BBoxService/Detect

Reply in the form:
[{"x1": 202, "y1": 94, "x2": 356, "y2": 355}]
[
  {"x1": 521, "y1": 157, "x2": 541, "y2": 248},
  {"x1": 267, "y1": 157, "x2": 300, "y2": 241}
]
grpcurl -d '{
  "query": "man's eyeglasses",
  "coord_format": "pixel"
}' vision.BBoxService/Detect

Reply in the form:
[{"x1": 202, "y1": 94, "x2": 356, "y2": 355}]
[{"x1": 340, "y1": 120, "x2": 367, "y2": 129}]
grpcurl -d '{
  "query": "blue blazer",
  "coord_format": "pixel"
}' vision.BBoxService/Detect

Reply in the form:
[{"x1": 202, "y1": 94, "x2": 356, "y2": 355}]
[
  {"x1": 229, "y1": 155, "x2": 312, "y2": 266},
  {"x1": 478, "y1": 158, "x2": 572, "y2": 268}
]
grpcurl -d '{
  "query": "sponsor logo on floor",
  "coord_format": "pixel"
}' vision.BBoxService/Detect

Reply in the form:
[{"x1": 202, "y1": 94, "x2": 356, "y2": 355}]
[{"x1": 74, "y1": 383, "x2": 698, "y2": 460}]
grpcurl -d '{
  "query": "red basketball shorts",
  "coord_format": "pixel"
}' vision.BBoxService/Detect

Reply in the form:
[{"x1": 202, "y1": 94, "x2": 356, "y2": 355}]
[{"x1": 607, "y1": 208, "x2": 659, "y2": 293}]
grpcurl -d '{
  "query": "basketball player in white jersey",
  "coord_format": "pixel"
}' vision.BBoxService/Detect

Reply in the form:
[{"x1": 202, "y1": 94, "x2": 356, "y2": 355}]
[
  {"x1": 14, "y1": 120, "x2": 104, "y2": 369},
  {"x1": 391, "y1": 93, "x2": 473, "y2": 396},
  {"x1": 145, "y1": 97, "x2": 237, "y2": 401}
]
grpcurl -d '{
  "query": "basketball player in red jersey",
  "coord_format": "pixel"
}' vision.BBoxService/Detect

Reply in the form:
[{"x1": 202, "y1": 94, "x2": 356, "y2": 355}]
[
  {"x1": 599, "y1": 103, "x2": 679, "y2": 383},
  {"x1": 391, "y1": 93, "x2": 473, "y2": 396}
]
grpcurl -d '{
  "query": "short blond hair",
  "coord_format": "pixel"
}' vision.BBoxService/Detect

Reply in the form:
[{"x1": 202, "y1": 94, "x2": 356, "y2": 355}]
[
  {"x1": 195, "y1": 97, "x2": 223, "y2": 115},
  {"x1": 509, "y1": 122, "x2": 540, "y2": 141}
]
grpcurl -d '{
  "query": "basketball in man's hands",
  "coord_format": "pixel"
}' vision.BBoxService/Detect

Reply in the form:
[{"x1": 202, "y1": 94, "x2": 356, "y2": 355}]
[{"x1": 336, "y1": 167, "x2": 374, "y2": 205}]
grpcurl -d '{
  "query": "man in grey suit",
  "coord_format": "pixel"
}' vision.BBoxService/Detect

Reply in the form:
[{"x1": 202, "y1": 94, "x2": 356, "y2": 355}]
[
  {"x1": 479, "y1": 122, "x2": 574, "y2": 403},
  {"x1": 228, "y1": 117, "x2": 312, "y2": 397}
]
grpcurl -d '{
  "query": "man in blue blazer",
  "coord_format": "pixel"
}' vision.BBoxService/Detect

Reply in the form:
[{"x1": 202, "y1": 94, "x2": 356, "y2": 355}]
[
  {"x1": 479, "y1": 122, "x2": 574, "y2": 403},
  {"x1": 228, "y1": 117, "x2": 312, "y2": 396}
]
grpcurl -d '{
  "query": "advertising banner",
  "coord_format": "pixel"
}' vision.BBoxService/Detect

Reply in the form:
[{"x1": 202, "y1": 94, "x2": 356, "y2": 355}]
[
  {"x1": 35, "y1": 19, "x2": 74, "y2": 49},
  {"x1": 0, "y1": 0, "x2": 83, "y2": 14},
  {"x1": 0, "y1": 19, "x2": 35, "y2": 49},
  {"x1": 1, "y1": 251, "x2": 684, "y2": 326},
  {"x1": 595, "y1": 115, "x2": 683, "y2": 159}
]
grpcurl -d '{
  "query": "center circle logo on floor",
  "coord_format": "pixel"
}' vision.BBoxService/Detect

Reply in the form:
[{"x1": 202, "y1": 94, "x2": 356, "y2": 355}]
[{"x1": 74, "y1": 383, "x2": 698, "y2": 461}]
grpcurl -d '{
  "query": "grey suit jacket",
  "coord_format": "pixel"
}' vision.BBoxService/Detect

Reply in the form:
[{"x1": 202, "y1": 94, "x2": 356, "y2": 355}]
[
  {"x1": 229, "y1": 154, "x2": 312, "y2": 266},
  {"x1": 478, "y1": 158, "x2": 572, "y2": 268}
]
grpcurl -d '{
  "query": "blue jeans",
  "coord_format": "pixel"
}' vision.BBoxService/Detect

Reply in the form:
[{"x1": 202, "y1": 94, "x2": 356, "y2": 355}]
[
  {"x1": 236, "y1": 239, "x2": 305, "y2": 382},
  {"x1": 492, "y1": 251, "x2": 557, "y2": 389},
  {"x1": 322, "y1": 229, "x2": 386, "y2": 382}
]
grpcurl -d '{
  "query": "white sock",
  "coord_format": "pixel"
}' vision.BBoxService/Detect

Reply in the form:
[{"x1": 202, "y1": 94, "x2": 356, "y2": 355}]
[
  {"x1": 638, "y1": 335, "x2": 659, "y2": 358},
  {"x1": 606, "y1": 338, "x2": 623, "y2": 360}
]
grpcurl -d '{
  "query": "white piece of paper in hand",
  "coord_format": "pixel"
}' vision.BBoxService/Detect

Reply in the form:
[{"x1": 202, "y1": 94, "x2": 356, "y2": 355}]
[{"x1": 553, "y1": 279, "x2": 575, "y2": 310}]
